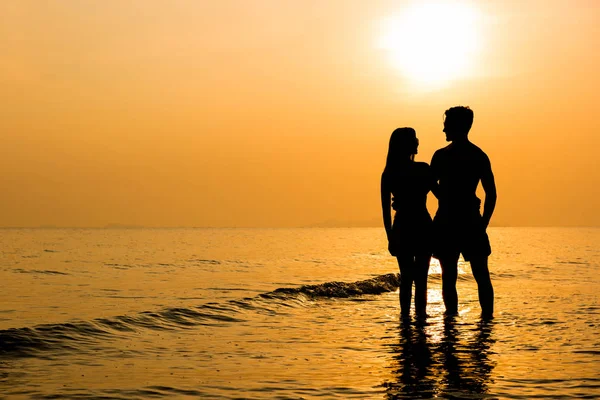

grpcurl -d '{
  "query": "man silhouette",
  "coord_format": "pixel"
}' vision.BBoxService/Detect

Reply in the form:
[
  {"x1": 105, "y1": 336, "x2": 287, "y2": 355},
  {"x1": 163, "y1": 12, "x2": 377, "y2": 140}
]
[{"x1": 431, "y1": 106, "x2": 496, "y2": 317}]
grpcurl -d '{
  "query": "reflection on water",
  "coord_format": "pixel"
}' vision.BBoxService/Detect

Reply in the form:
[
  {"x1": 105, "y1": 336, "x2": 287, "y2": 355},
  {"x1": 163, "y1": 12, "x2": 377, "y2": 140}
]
[{"x1": 383, "y1": 317, "x2": 496, "y2": 399}]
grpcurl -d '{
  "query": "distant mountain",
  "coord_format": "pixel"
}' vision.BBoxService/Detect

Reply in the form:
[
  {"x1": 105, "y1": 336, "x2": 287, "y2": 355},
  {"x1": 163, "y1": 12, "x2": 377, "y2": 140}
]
[{"x1": 304, "y1": 219, "x2": 381, "y2": 228}]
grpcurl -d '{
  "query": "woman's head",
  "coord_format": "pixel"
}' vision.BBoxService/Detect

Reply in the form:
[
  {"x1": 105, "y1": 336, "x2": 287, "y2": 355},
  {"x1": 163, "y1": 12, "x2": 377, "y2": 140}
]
[
  {"x1": 388, "y1": 127, "x2": 418, "y2": 161},
  {"x1": 384, "y1": 127, "x2": 418, "y2": 176}
]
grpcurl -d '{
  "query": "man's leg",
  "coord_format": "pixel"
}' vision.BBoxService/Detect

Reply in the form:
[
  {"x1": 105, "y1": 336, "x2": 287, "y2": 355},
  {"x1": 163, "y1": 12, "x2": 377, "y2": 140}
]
[
  {"x1": 470, "y1": 256, "x2": 494, "y2": 317},
  {"x1": 439, "y1": 254, "x2": 459, "y2": 315}
]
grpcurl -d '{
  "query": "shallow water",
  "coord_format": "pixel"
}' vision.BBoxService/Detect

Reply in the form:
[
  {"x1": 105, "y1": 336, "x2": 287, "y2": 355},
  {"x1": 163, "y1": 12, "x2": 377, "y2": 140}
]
[{"x1": 0, "y1": 227, "x2": 598, "y2": 399}]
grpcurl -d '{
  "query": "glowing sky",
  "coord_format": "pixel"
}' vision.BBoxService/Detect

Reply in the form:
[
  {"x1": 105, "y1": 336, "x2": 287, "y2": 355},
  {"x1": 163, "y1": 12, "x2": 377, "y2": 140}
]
[{"x1": 1, "y1": 0, "x2": 599, "y2": 227}]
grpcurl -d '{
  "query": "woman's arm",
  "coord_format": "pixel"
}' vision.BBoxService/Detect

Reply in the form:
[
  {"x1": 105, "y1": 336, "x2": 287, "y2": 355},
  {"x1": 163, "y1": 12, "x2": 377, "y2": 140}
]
[
  {"x1": 381, "y1": 172, "x2": 393, "y2": 240},
  {"x1": 427, "y1": 161, "x2": 441, "y2": 199},
  {"x1": 381, "y1": 173, "x2": 397, "y2": 257}
]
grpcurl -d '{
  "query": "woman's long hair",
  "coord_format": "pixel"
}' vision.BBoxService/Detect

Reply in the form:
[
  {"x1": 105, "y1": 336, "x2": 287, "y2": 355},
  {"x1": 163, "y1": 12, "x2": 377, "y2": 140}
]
[{"x1": 383, "y1": 127, "x2": 418, "y2": 178}]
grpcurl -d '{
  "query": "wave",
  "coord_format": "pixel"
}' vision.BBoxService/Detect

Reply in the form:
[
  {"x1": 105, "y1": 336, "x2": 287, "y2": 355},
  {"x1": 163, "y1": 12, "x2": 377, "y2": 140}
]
[
  {"x1": 12, "y1": 268, "x2": 70, "y2": 276},
  {"x1": 263, "y1": 273, "x2": 399, "y2": 299},
  {"x1": 0, "y1": 273, "x2": 403, "y2": 359},
  {"x1": 0, "y1": 272, "x2": 487, "y2": 359}
]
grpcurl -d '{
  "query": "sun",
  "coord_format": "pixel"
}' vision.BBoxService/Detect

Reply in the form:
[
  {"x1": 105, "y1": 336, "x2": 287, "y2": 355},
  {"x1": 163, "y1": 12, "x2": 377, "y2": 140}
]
[{"x1": 378, "y1": 1, "x2": 482, "y2": 89}]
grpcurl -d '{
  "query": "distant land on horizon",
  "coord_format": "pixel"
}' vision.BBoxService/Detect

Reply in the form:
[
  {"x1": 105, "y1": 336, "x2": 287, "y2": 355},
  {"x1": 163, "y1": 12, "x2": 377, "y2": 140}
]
[
  {"x1": 301, "y1": 219, "x2": 599, "y2": 229},
  {"x1": 1, "y1": 222, "x2": 599, "y2": 229}
]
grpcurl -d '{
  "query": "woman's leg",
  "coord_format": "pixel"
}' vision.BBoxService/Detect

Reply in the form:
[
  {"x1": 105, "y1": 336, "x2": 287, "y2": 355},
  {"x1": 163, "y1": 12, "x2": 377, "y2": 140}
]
[
  {"x1": 413, "y1": 255, "x2": 431, "y2": 317},
  {"x1": 397, "y1": 255, "x2": 415, "y2": 317}
]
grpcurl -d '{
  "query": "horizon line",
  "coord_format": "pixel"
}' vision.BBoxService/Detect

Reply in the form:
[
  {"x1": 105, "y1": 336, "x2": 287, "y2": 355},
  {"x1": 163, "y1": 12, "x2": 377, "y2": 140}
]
[{"x1": 1, "y1": 225, "x2": 599, "y2": 229}]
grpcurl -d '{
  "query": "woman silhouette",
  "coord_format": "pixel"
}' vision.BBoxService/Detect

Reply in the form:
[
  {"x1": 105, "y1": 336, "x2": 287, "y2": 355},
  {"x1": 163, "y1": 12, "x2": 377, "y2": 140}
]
[{"x1": 381, "y1": 128, "x2": 434, "y2": 318}]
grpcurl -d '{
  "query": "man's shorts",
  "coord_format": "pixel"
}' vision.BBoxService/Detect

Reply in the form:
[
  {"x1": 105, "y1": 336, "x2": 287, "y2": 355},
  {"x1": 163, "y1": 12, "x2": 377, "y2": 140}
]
[{"x1": 432, "y1": 213, "x2": 491, "y2": 262}]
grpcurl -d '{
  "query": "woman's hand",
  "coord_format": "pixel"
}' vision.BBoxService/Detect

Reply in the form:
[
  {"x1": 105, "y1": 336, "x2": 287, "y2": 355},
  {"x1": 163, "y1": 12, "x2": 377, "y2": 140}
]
[{"x1": 391, "y1": 196, "x2": 398, "y2": 211}]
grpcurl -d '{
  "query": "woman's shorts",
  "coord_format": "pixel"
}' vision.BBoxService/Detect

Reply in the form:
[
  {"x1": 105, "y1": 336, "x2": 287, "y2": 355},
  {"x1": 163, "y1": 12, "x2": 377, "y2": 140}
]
[{"x1": 391, "y1": 218, "x2": 433, "y2": 259}]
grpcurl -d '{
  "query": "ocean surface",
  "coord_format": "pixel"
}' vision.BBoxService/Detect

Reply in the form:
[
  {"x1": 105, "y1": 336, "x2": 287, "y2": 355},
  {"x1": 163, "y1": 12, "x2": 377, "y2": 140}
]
[{"x1": 0, "y1": 227, "x2": 598, "y2": 399}]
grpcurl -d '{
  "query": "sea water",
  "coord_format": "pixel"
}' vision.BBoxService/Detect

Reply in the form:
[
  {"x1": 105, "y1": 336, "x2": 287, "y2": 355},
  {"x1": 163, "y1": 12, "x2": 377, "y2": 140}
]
[{"x1": 0, "y1": 227, "x2": 598, "y2": 399}]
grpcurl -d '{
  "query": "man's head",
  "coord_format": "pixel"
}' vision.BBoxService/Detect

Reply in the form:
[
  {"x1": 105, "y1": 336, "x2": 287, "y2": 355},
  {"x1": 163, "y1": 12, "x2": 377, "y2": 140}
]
[{"x1": 443, "y1": 106, "x2": 473, "y2": 142}]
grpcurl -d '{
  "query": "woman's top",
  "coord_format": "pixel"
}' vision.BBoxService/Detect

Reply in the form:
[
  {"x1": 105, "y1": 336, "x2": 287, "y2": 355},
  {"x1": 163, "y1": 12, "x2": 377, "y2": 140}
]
[
  {"x1": 383, "y1": 161, "x2": 434, "y2": 256},
  {"x1": 384, "y1": 161, "x2": 433, "y2": 226}
]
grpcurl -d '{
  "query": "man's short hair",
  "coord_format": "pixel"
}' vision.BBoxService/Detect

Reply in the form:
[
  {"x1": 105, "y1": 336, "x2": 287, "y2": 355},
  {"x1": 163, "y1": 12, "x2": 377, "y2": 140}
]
[{"x1": 445, "y1": 106, "x2": 474, "y2": 134}]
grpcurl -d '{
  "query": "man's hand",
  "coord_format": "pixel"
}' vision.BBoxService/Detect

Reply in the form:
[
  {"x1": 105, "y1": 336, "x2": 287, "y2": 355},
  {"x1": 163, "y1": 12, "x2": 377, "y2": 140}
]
[{"x1": 482, "y1": 216, "x2": 490, "y2": 230}]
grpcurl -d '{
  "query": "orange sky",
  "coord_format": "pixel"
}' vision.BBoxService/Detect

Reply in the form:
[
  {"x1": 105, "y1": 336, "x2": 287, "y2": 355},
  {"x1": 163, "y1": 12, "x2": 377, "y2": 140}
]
[{"x1": 1, "y1": 0, "x2": 599, "y2": 227}]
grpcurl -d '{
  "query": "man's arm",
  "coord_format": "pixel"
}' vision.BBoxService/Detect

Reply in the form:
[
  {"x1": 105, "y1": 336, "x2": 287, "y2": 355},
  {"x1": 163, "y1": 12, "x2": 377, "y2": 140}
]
[{"x1": 480, "y1": 155, "x2": 497, "y2": 228}]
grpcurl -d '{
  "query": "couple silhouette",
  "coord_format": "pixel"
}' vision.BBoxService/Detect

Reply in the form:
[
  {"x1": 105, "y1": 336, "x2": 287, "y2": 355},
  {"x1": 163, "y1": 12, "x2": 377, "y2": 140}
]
[{"x1": 381, "y1": 106, "x2": 496, "y2": 319}]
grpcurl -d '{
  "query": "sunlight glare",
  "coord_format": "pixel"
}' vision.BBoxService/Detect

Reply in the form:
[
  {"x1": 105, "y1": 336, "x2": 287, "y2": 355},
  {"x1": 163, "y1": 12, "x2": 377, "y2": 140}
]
[{"x1": 378, "y1": 1, "x2": 482, "y2": 89}]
